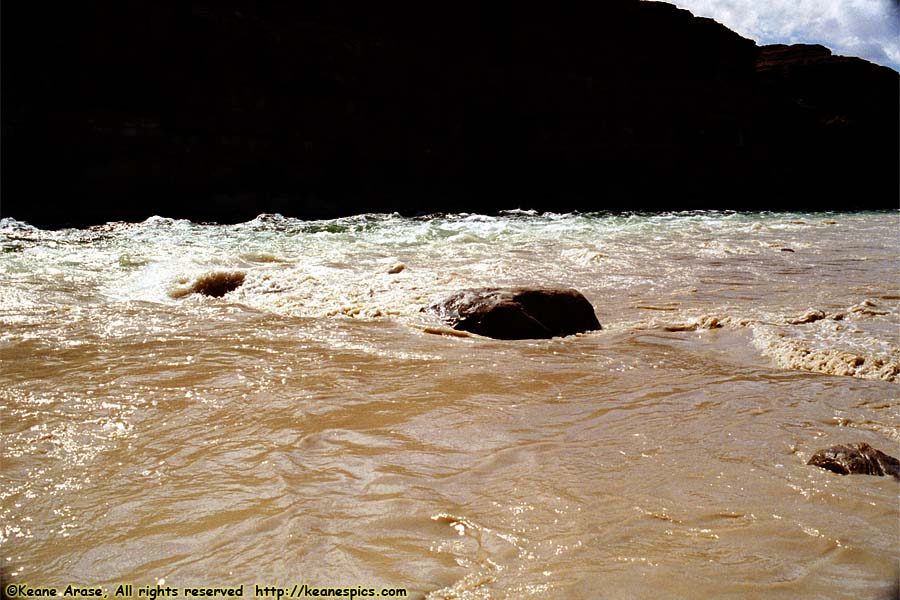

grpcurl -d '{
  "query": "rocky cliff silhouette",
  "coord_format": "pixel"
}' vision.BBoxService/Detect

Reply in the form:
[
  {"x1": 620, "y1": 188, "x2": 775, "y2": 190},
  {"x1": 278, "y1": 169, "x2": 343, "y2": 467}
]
[{"x1": 2, "y1": 1, "x2": 897, "y2": 226}]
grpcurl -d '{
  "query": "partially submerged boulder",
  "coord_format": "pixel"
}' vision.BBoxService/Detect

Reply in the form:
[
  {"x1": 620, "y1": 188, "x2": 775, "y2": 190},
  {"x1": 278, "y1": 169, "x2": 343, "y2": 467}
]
[
  {"x1": 170, "y1": 271, "x2": 246, "y2": 298},
  {"x1": 807, "y1": 443, "x2": 900, "y2": 480},
  {"x1": 429, "y1": 288, "x2": 601, "y2": 340}
]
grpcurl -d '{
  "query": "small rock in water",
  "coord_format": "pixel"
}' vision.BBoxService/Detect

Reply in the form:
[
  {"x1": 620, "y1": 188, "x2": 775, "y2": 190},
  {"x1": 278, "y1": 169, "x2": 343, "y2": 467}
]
[
  {"x1": 172, "y1": 271, "x2": 246, "y2": 298},
  {"x1": 387, "y1": 263, "x2": 406, "y2": 274},
  {"x1": 807, "y1": 443, "x2": 900, "y2": 480},
  {"x1": 787, "y1": 309, "x2": 827, "y2": 324},
  {"x1": 428, "y1": 287, "x2": 601, "y2": 340},
  {"x1": 193, "y1": 272, "x2": 245, "y2": 297}
]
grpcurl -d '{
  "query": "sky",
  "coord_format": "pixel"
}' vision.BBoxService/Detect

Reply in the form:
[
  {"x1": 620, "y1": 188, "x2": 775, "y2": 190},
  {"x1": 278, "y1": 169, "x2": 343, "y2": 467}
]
[{"x1": 671, "y1": 0, "x2": 900, "y2": 71}]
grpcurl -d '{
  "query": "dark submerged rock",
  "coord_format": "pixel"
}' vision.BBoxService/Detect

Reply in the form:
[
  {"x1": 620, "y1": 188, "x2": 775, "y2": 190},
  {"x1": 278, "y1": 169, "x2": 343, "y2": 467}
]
[
  {"x1": 807, "y1": 443, "x2": 900, "y2": 480},
  {"x1": 194, "y1": 272, "x2": 245, "y2": 297},
  {"x1": 430, "y1": 288, "x2": 601, "y2": 340},
  {"x1": 171, "y1": 271, "x2": 246, "y2": 298}
]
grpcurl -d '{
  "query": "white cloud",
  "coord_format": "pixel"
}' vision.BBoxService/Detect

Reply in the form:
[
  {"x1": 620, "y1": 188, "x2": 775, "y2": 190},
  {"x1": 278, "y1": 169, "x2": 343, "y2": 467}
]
[{"x1": 671, "y1": 0, "x2": 900, "y2": 71}]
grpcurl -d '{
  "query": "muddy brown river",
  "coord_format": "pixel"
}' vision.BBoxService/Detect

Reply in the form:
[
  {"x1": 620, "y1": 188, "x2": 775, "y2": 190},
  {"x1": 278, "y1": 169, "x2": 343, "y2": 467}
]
[{"x1": 2, "y1": 211, "x2": 898, "y2": 599}]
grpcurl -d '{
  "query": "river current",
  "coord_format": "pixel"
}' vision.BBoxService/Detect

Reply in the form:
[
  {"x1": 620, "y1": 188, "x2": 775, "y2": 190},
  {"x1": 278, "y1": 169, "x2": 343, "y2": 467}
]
[{"x1": 1, "y1": 211, "x2": 898, "y2": 599}]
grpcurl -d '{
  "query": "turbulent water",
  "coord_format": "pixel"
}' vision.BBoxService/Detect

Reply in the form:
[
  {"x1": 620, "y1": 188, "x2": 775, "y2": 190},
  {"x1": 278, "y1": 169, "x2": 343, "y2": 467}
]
[{"x1": 1, "y1": 211, "x2": 898, "y2": 600}]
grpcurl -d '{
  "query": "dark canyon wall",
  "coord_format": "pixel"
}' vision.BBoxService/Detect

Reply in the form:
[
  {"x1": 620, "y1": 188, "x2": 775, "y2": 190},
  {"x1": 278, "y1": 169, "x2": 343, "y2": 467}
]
[{"x1": 2, "y1": 1, "x2": 897, "y2": 226}]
